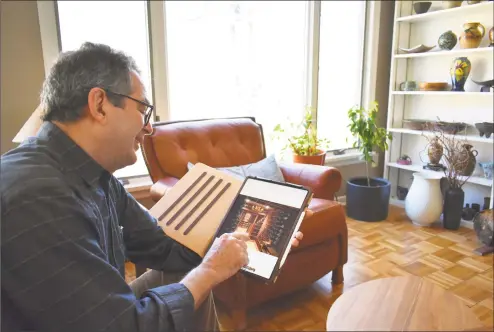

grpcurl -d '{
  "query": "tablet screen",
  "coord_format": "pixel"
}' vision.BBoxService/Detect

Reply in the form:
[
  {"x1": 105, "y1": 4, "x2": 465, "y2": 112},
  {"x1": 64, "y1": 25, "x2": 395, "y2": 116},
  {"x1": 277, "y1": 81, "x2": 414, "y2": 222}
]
[{"x1": 215, "y1": 177, "x2": 310, "y2": 280}]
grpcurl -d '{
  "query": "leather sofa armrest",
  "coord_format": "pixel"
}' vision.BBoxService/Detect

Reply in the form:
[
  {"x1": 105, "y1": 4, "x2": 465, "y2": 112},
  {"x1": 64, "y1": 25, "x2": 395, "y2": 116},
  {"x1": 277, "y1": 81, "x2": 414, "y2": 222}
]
[
  {"x1": 150, "y1": 176, "x2": 180, "y2": 202},
  {"x1": 279, "y1": 163, "x2": 342, "y2": 200}
]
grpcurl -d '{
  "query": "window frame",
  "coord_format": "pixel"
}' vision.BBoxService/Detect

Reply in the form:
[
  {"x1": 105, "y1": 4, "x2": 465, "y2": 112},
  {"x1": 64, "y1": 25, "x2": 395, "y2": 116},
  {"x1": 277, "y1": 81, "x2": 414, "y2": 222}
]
[{"x1": 37, "y1": 0, "x2": 380, "y2": 179}]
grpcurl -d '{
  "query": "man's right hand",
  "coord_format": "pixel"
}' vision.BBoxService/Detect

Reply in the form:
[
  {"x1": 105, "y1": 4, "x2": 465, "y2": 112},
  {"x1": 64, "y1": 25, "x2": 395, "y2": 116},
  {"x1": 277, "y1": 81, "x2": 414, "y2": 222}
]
[
  {"x1": 181, "y1": 232, "x2": 249, "y2": 309},
  {"x1": 200, "y1": 232, "x2": 250, "y2": 285}
]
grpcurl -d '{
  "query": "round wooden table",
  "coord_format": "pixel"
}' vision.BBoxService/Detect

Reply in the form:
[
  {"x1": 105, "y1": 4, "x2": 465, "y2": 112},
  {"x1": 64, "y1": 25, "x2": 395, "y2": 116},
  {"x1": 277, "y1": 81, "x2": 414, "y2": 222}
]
[{"x1": 326, "y1": 276, "x2": 484, "y2": 331}]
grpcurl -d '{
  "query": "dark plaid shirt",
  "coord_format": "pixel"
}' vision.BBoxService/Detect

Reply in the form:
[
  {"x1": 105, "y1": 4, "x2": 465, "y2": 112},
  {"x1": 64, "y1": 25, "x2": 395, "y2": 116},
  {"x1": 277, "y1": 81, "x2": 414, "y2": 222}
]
[{"x1": 1, "y1": 121, "x2": 201, "y2": 332}]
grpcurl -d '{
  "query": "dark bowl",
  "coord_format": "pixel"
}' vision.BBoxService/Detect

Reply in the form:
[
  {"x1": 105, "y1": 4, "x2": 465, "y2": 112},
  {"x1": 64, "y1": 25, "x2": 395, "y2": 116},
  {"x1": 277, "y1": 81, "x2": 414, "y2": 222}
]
[
  {"x1": 414, "y1": 2, "x2": 432, "y2": 14},
  {"x1": 475, "y1": 122, "x2": 494, "y2": 138}
]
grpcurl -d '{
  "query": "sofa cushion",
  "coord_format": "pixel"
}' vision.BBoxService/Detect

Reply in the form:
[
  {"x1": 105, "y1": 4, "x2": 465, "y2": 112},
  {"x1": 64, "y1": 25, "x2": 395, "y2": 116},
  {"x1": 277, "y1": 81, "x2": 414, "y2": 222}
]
[{"x1": 188, "y1": 154, "x2": 285, "y2": 182}]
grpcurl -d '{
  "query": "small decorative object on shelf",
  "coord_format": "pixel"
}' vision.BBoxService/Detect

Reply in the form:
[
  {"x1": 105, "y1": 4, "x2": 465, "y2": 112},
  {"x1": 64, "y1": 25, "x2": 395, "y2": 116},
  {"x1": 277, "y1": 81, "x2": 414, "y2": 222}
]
[
  {"x1": 442, "y1": 1, "x2": 463, "y2": 9},
  {"x1": 471, "y1": 78, "x2": 494, "y2": 92},
  {"x1": 414, "y1": 2, "x2": 432, "y2": 14},
  {"x1": 399, "y1": 81, "x2": 417, "y2": 91},
  {"x1": 483, "y1": 197, "x2": 491, "y2": 210},
  {"x1": 427, "y1": 136, "x2": 444, "y2": 165},
  {"x1": 397, "y1": 154, "x2": 412, "y2": 165},
  {"x1": 462, "y1": 203, "x2": 476, "y2": 220},
  {"x1": 489, "y1": 27, "x2": 494, "y2": 46},
  {"x1": 474, "y1": 122, "x2": 494, "y2": 137},
  {"x1": 434, "y1": 120, "x2": 468, "y2": 135},
  {"x1": 419, "y1": 82, "x2": 449, "y2": 91},
  {"x1": 399, "y1": 44, "x2": 435, "y2": 54},
  {"x1": 473, "y1": 208, "x2": 493, "y2": 256},
  {"x1": 438, "y1": 30, "x2": 458, "y2": 50},
  {"x1": 397, "y1": 186, "x2": 409, "y2": 200},
  {"x1": 459, "y1": 22, "x2": 486, "y2": 49},
  {"x1": 467, "y1": 0, "x2": 482, "y2": 4},
  {"x1": 479, "y1": 161, "x2": 493, "y2": 179},
  {"x1": 403, "y1": 119, "x2": 429, "y2": 130},
  {"x1": 455, "y1": 143, "x2": 478, "y2": 176},
  {"x1": 450, "y1": 57, "x2": 471, "y2": 91}
]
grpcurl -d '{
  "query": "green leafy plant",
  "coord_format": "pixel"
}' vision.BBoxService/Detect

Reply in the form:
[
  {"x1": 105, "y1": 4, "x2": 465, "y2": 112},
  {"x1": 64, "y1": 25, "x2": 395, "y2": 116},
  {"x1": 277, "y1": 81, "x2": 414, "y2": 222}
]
[
  {"x1": 272, "y1": 106, "x2": 330, "y2": 156},
  {"x1": 347, "y1": 101, "x2": 392, "y2": 186}
]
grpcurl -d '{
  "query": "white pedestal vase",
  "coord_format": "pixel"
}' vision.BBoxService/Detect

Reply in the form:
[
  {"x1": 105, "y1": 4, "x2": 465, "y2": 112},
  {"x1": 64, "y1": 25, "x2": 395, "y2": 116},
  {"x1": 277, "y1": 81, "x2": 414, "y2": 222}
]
[{"x1": 405, "y1": 172, "x2": 443, "y2": 226}]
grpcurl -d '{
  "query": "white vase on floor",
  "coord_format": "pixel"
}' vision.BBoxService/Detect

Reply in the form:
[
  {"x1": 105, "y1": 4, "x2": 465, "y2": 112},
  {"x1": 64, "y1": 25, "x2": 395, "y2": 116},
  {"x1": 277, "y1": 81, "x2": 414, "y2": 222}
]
[{"x1": 405, "y1": 172, "x2": 443, "y2": 226}]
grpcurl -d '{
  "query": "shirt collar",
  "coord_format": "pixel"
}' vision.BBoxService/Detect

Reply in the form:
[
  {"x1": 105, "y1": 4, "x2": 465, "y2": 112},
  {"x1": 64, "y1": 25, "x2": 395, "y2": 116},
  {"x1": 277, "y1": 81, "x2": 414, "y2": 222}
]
[{"x1": 35, "y1": 121, "x2": 111, "y2": 188}]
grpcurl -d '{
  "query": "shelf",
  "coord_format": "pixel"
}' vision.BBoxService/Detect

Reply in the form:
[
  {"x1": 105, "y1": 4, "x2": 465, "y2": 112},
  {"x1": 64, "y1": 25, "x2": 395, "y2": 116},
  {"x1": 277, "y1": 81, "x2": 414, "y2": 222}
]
[
  {"x1": 394, "y1": 47, "x2": 493, "y2": 59},
  {"x1": 388, "y1": 128, "x2": 494, "y2": 144},
  {"x1": 396, "y1": 2, "x2": 493, "y2": 23},
  {"x1": 387, "y1": 162, "x2": 493, "y2": 187},
  {"x1": 391, "y1": 91, "x2": 493, "y2": 96}
]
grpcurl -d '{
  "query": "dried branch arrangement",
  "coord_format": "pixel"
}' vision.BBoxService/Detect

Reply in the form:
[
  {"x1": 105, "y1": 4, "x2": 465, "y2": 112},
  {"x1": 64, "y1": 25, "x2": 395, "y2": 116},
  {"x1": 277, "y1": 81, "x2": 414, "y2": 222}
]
[{"x1": 423, "y1": 124, "x2": 472, "y2": 189}]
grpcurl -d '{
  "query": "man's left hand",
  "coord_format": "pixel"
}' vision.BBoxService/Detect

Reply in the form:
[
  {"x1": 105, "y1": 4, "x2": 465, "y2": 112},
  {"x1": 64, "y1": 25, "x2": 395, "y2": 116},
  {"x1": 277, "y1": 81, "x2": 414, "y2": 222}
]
[{"x1": 290, "y1": 209, "x2": 313, "y2": 248}]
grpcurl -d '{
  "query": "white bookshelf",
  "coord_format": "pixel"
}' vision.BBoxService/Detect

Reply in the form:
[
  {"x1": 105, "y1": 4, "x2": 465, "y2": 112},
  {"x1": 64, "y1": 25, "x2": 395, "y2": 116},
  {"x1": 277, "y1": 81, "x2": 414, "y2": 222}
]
[
  {"x1": 388, "y1": 128, "x2": 494, "y2": 144},
  {"x1": 391, "y1": 91, "x2": 493, "y2": 96},
  {"x1": 384, "y1": 1, "x2": 494, "y2": 211},
  {"x1": 394, "y1": 46, "x2": 493, "y2": 59}
]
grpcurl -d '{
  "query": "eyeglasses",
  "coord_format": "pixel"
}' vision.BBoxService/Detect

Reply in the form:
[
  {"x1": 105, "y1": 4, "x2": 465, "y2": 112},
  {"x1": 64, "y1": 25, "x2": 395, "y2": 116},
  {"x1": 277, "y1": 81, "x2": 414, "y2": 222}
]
[{"x1": 103, "y1": 89, "x2": 154, "y2": 126}]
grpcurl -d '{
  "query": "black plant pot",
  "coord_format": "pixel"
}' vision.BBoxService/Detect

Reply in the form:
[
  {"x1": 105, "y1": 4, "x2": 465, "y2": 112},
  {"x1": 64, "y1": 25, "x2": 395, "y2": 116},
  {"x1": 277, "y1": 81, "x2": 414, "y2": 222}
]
[
  {"x1": 346, "y1": 177, "x2": 391, "y2": 222},
  {"x1": 443, "y1": 187, "x2": 464, "y2": 230}
]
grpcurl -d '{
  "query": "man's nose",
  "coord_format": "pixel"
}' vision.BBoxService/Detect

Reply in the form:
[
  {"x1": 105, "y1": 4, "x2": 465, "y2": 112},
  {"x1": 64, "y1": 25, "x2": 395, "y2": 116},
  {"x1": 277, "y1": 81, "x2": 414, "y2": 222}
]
[{"x1": 143, "y1": 121, "x2": 153, "y2": 135}]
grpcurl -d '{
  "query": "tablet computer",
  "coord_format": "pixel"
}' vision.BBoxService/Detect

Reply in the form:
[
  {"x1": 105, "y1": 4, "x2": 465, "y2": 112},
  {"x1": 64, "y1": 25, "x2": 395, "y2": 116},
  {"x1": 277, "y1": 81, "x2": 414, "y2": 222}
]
[{"x1": 213, "y1": 176, "x2": 312, "y2": 283}]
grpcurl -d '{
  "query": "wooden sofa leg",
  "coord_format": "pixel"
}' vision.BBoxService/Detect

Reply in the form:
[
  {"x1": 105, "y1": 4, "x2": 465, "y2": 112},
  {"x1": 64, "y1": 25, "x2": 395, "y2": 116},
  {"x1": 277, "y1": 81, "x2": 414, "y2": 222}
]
[
  {"x1": 332, "y1": 265, "x2": 344, "y2": 284},
  {"x1": 231, "y1": 308, "x2": 247, "y2": 331}
]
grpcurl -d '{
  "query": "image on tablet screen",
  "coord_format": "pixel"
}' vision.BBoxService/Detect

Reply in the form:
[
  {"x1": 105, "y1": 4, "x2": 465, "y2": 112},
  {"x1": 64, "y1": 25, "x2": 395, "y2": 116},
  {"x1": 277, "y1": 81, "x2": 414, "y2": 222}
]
[{"x1": 216, "y1": 178, "x2": 308, "y2": 279}]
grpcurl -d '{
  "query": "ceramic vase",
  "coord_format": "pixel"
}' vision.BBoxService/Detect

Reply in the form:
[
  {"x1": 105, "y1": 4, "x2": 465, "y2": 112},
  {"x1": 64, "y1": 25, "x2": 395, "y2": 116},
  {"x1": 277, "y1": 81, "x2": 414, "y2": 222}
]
[
  {"x1": 438, "y1": 30, "x2": 458, "y2": 50},
  {"x1": 405, "y1": 172, "x2": 443, "y2": 226},
  {"x1": 443, "y1": 187, "x2": 465, "y2": 230},
  {"x1": 454, "y1": 143, "x2": 478, "y2": 176},
  {"x1": 459, "y1": 22, "x2": 485, "y2": 49},
  {"x1": 450, "y1": 57, "x2": 471, "y2": 91}
]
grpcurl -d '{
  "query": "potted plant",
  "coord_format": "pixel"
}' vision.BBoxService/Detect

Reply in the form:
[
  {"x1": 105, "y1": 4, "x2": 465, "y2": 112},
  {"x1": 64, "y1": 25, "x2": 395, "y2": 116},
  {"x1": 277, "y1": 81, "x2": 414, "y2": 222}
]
[
  {"x1": 346, "y1": 101, "x2": 393, "y2": 222},
  {"x1": 272, "y1": 106, "x2": 330, "y2": 165}
]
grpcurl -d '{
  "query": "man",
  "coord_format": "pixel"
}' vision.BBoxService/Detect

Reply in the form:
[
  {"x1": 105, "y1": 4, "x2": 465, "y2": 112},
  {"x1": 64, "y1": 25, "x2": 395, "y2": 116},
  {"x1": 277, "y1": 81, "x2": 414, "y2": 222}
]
[{"x1": 1, "y1": 42, "x2": 303, "y2": 332}]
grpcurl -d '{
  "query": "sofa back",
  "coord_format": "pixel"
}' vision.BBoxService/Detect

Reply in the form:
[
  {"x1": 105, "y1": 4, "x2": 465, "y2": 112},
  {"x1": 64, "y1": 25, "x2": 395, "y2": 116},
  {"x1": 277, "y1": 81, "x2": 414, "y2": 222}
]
[{"x1": 142, "y1": 117, "x2": 266, "y2": 182}]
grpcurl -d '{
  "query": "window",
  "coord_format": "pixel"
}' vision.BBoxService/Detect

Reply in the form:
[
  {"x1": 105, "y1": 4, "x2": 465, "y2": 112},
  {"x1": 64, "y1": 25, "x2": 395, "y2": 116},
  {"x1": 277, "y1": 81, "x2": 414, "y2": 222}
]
[
  {"x1": 56, "y1": 0, "x2": 152, "y2": 178},
  {"x1": 316, "y1": 1, "x2": 367, "y2": 151},
  {"x1": 164, "y1": 1, "x2": 309, "y2": 154},
  {"x1": 42, "y1": 1, "x2": 373, "y2": 179}
]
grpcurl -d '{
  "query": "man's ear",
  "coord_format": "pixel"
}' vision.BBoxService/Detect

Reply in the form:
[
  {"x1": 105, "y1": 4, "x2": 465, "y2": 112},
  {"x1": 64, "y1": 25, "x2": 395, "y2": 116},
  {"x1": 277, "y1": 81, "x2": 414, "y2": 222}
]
[{"x1": 87, "y1": 88, "x2": 108, "y2": 124}]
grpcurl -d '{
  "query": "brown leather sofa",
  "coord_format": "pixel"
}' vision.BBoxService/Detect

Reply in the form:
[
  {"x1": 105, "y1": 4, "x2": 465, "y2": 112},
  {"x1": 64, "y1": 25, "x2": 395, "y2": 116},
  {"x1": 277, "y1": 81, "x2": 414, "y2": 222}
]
[{"x1": 141, "y1": 117, "x2": 348, "y2": 328}]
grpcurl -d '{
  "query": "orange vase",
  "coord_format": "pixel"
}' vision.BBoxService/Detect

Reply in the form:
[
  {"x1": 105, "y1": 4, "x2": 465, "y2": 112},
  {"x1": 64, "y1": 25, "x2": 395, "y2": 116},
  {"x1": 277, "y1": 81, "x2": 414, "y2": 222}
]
[{"x1": 459, "y1": 22, "x2": 486, "y2": 49}]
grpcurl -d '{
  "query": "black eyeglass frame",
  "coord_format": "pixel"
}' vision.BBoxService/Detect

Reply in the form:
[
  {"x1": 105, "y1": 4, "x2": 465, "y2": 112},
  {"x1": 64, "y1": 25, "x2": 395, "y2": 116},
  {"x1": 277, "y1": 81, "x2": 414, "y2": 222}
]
[{"x1": 103, "y1": 88, "x2": 154, "y2": 126}]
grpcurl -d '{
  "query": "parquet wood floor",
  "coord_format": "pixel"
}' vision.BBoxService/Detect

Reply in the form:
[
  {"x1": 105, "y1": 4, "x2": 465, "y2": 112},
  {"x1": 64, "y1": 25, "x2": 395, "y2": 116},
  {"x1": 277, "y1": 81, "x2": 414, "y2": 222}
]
[{"x1": 125, "y1": 205, "x2": 493, "y2": 330}]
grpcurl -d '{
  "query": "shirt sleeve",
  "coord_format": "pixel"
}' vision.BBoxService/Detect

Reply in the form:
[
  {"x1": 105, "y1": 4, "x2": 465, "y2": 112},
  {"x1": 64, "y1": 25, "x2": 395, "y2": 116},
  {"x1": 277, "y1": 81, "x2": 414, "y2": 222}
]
[
  {"x1": 1, "y1": 183, "x2": 195, "y2": 332},
  {"x1": 115, "y1": 180, "x2": 202, "y2": 272}
]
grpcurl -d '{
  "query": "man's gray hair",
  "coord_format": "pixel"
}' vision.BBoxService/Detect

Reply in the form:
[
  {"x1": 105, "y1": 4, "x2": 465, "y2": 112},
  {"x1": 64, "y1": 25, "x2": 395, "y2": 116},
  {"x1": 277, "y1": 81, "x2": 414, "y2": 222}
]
[{"x1": 40, "y1": 42, "x2": 140, "y2": 122}]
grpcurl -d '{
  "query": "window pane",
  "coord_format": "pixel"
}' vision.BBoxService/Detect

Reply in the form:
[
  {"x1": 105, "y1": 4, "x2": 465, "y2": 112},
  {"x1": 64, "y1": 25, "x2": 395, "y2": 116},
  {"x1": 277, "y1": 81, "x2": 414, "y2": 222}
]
[
  {"x1": 57, "y1": 1, "x2": 152, "y2": 178},
  {"x1": 316, "y1": 1, "x2": 366, "y2": 151},
  {"x1": 164, "y1": 1, "x2": 308, "y2": 154}
]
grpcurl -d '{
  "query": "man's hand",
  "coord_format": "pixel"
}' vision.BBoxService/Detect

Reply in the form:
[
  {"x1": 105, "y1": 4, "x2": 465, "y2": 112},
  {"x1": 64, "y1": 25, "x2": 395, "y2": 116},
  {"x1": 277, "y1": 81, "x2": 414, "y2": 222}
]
[
  {"x1": 200, "y1": 232, "x2": 250, "y2": 284},
  {"x1": 291, "y1": 208, "x2": 312, "y2": 248},
  {"x1": 181, "y1": 231, "x2": 249, "y2": 309}
]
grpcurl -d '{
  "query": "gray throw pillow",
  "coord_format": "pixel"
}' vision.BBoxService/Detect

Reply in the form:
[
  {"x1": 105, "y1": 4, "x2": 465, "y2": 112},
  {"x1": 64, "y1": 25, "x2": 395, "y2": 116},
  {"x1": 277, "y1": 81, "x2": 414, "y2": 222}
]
[{"x1": 187, "y1": 154, "x2": 285, "y2": 182}]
